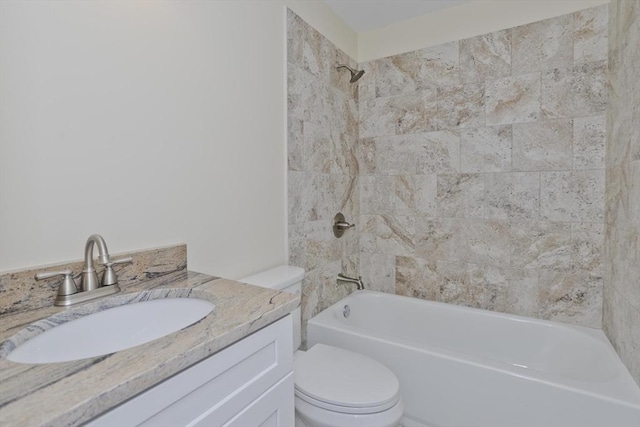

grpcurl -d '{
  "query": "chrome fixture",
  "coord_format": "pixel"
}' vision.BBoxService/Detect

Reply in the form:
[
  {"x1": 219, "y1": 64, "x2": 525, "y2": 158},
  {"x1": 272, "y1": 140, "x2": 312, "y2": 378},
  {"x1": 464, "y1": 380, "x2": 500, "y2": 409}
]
[
  {"x1": 337, "y1": 273, "x2": 365, "y2": 290},
  {"x1": 336, "y1": 64, "x2": 365, "y2": 83},
  {"x1": 35, "y1": 234, "x2": 132, "y2": 306},
  {"x1": 333, "y1": 212, "x2": 355, "y2": 238}
]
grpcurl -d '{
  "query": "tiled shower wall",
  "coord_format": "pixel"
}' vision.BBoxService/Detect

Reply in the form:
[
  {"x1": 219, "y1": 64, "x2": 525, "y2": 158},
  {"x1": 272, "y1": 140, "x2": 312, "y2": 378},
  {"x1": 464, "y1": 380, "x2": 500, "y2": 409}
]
[
  {"x1": 357, "y1": 5, "x2": 609, "y2": 328},
  {"x1": 287, "y1": 10, "x2": 359, "y2": 344},
  {"x1": 603, "y1": 0, "x2": 639, "y2": 384}
]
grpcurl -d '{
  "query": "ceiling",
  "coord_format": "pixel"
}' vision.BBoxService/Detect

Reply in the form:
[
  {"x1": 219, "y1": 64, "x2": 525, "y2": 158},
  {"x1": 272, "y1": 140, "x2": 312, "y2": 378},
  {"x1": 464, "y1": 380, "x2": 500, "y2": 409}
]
[{"x1": 323, "y1": 0, "x2": 471, "y2": 33}]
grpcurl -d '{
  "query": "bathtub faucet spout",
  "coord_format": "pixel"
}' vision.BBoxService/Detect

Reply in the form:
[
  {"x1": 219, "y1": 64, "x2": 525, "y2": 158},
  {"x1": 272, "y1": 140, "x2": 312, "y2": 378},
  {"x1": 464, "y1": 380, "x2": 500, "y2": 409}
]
[{"x1": 337, "y1": 273, "x2": 365, "y2": 290}]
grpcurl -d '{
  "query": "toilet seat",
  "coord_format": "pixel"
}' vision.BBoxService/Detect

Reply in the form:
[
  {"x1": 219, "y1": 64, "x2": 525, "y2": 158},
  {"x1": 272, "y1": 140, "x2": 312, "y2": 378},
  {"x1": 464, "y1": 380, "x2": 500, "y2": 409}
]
[{"x1": 294, "y1": 344, "x2": 401, "y2": 415}]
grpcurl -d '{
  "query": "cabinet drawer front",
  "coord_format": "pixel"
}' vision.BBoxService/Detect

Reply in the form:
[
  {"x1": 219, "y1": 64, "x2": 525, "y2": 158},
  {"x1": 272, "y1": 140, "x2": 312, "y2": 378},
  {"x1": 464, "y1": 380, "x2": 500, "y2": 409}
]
[{"x1": 89, "y1": 315, "x2": 293, "y2": 427}]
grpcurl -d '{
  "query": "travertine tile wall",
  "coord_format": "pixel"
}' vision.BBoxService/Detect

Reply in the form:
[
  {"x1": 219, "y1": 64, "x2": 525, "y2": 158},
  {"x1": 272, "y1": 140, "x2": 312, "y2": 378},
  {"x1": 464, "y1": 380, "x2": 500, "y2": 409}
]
[
  {"x1": 358, "y1": 5, "x2": 609, "y2": 328},
  {"x1": 603, "y1": 0, "x2": 639, "y2": 385},
  {"x1": 287, "y1": 10, "x2": 360, "y2": 345}
]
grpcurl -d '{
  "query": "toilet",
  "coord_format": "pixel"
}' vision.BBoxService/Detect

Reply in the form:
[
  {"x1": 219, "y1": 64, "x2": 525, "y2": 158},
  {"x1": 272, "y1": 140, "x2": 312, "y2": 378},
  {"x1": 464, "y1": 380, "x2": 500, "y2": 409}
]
[{"x1": 241, "y1": 266, "x2": 404, "y2": 427}]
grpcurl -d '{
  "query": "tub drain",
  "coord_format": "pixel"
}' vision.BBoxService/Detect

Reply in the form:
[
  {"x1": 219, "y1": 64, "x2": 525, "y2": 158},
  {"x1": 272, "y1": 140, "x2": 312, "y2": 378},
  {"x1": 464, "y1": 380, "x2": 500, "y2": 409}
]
[{"x1": 343, "y1": 304, "x2": 350, "y2": 318}]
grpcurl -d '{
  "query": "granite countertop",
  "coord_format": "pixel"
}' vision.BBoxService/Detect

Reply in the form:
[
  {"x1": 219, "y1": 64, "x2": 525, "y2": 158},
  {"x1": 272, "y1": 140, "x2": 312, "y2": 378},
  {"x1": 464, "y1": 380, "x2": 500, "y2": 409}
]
[{"x1": 0, "y1": 270, "x2": 299, "y2": 427}]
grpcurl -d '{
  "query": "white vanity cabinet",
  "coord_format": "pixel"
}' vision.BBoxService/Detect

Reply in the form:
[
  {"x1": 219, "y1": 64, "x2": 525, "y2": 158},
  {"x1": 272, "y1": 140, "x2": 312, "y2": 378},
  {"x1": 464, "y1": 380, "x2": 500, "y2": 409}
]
[{"x1": 88, "y1": 315, "x2": 294, "y2": 427}]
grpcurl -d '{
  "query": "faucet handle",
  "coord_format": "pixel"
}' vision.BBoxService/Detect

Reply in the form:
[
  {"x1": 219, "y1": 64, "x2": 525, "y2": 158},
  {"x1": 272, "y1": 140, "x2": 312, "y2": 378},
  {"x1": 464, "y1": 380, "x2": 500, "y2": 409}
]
[
  {"x1": 35, "y1": 270, "x2": 78, "y2": 296},
  {"x1": 101, "y1": 257, "x2": 133, "y2": 286}
]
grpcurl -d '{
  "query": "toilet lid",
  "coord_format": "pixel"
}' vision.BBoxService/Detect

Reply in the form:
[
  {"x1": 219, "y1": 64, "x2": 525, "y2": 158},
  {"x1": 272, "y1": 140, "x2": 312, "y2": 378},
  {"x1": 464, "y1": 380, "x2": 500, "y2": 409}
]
[{"x1": 294, "y1": 344, "x2": 400, "y2": 413}]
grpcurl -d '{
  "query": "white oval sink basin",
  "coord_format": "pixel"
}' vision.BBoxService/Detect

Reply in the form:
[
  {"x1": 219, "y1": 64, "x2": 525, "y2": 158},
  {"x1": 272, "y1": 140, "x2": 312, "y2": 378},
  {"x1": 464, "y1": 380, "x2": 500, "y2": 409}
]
[{"x1": 7, "y1": 298, "x2": 214, "y2": 364}]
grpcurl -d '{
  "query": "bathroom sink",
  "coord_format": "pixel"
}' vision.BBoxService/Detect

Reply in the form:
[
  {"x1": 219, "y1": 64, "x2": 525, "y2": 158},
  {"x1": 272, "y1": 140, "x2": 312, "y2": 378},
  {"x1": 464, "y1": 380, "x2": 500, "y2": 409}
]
[{"x1": 6, "y1": 298, "x2": 214, "y2": 364}]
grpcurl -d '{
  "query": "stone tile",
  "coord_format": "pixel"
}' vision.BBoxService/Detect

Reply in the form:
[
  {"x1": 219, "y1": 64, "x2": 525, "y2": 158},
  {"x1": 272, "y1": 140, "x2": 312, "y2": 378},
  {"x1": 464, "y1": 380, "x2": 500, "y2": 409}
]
[
  {"x1": 396, "y1": 256, "x2": 439, "y2": 300},
  {"x1": 303, "y1": 220, "x2": 341, "y2": 271},
  {"x1": 572, "y1": 222, "x2": 604, "y2": 276},
  {"x1": 375, "y1": 131, "x2": 460, "y2": 175},
  {"x1": 603, "y1": 285, "x2": 640, "y2": 384},
  {"x1": 303, "y1": 120, "x2": 332, "y2": 173},
  {"x1": 512, "y1": 14, "x2": 573, "y2": 74},
  {"x1": 357, "y1": 61, "x2": 377, "y2": 101},
  {"x1": 360, "y1": 215, "x2": 415, "y2": 256},
  {"x1": 437, "y1": 174, "x2": 485, "y2": 218},
  {"x1": 540, "y1": 170, "x2": 605, "y2": 222},
  {"x1": 512, "y1": 119, "x2": 573, "y2": 171},
  {"x1": 483, "y1": 266, "x2": 539, "y2": 317},
  {"x1": 538, "y1": 269, "x2": 603, "y2": 328},
  {"x1": 360, "y1": 175, "x2": 395, "y2": 214},
  {"x1": 395, "y1": 174, "x2": 437, "y2": 216},
  {"x1": 415, "y1": 217, "x2": 462, "y2": 262},
  {"x1": 287, "y1": 10, "x2": 330, "y2": 78},
  {"x1": 359, "y1": 252, "x2": 396, "y2": 293},
  {"x1": 288, "y1": 222, "x2": 307, "y2": 271},
  {"x1": 288, "y1": 118, "x2": 303, "y2": 171},
  {"x1": 460, "y1": 29, "x2": 511, "y2": 83},
  {"x1": 359, "y1": 89, "x2": 438, "y2": 138},
  {"x1": 329, "y1": 47, "x2": 359, "y2": 96},
  {"x1": 436, "y1": 261, "x2": 485, "y2": 308},
  {"x1": 374, "y1": 53, "x2": 422, "y2": 98},
  {"x1": 358, "y1": 138, "x2": 377, "y2": 175},
  {"x1": 485, "y1": 172, "x2": 540, "y2": 220},
  {"x1": 461, "y1": 125, "x2": 512, "y2": 173},
  {"x1": 288, "y1": 64, "x2": 330, "y2": 125},
  {"x1": 459, "y1": 219, "x2": 511, "y2": 266},
  {"x1": 541, "y1": 61, "x2": 608, "y2": 119},
  {"x1": 574, "y1": 5, "x2": 609, "y2": 64},
  {"x1": 574, "y1": 115, "x2": 606, "y2": 169},
  {"x1": 606, "y1": 160, "x2": 640, "y2": 234},
  {"x1": 606, "y1": 225, "x2": 640, "y2": 309},
  {"x1": 486, "y1": 73, "x2": 541, "y2": 126},
  {"x1": 510, "y1": 221, "x2": 573, "y2": 270},
  {"x1": 417, "y1": 41, "x2": 461, "y2": 86},
  {"x1": 436, "y1": 82, "x2": 485, "y2": 130},
  {"x1": 288, "y1": 171, "x2": 315, "y2": 224}
]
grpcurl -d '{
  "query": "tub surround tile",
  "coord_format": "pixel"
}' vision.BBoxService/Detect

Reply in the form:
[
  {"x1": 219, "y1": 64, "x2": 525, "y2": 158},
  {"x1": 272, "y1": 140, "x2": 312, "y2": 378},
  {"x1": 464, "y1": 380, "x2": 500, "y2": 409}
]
[
  {"x1": 396, "y1": 256, "x2": 439, "y2": 300},
  {"x1": 510, "y1": 221, "x2": 573, "y2": 270},
  {"x1": 359, "y1": 252, "x2": 396, "y2": 293},
  {"x1": 571, "y1": 222, "x2": 604, "y2": 275},
  {"x1": 437, "y1": 174, "x2": 485, "y2": 218},
  {"x1": 436, "y1": 82, "x2": 485, "y2": 130},
  {"x1": 512, "y1": 119, "x2": 573, "y2": 171},
  {"x1": 541, "y1": 170, "x2": 605, "y2": 222},
  {"x1": 538, "y1": 268, "x2": 603, "y2": 328},
  {"x1": 460, "y1": 29, "x2": 512, "y2": 83},
  {"x1": 485, "y1": 172, "x2": 540, "y2": 220},
  {"x1": 360, "y1": 175, "x2": 395, "y2": 214},
  {"x1": 574, "y1": 5, "x2": 609, "y2": 64},
  {"x1": 573, "y1": 115, "x2": 606, "y2": 169},
  {"x1": 436, "y1": 261, "x2": 485, "y2": 308},
  {"x1": 360, "y1": 215, "x2": 415, "y2": 256},
  {"x1": 512, "y1": 15, "x2": 573, "y2": 74},
  {"x1": 460, "y1": 125, "x2": 512, "y2": 173},
  {"x1": 485, "y1": 73, "x2": 541, "y2": 126},
  {"x1": 459, "y1": 219, "x2": 511, "y2": 267},
  {"x1": 483, "y1": 266, "x2": 540, "y2": 317},
  {"x1": 395, "y1": 174, "x2": 438, "y2": 216},
  {"x1": 0, "y1": 270, "x2": 299, "y2": 427},
  {"x1": 603, "y1": 285, "x2": 640, "y2": 383},
  {"x1": 541, "y1": 61, "x2": 608, "y2": 119}
]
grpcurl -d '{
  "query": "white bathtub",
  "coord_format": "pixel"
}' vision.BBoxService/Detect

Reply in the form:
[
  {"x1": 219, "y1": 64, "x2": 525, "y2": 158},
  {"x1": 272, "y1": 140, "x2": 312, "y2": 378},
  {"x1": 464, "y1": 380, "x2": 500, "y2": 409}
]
[{"x1": 307, "y1": 291, "x2": 640, "y2": 427}]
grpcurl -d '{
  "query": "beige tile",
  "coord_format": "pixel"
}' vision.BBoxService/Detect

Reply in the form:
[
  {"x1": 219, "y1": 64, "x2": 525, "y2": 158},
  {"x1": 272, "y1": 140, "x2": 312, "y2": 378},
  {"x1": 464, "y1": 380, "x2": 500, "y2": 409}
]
[
  {"x1": 541, "y1": 170, "x2": 605, "y2": 222},
  {"x1": 571, "y1": 222, "x2": 604, "y2": 276},
  {"x1": 303, "y1": 120, "x2": 332, "y2": 173},
  {"x1": 574, "y1": 115, "x2": 606, "y2": 169},
  {"x1": 395, "y1": 174, "x2": 437, "y2": 216},
  {"x1": 360, "y1": 214, "x2": 415, "y2": 256},
  {"x1": 574, "y1": 5, "x2": 609, "y2": 64},
  {"x1": 375, "y1": 131, "x2": 460, "y2": 175},
  {"x1": 512, "y1": 119, "x2": 573, "y2": 171},
  {"x1": 485, "y1": 172, "x2": 540, "y2": 220},
  {"x1": 461, "y1": 125, "x2": 512, "y2": 173},
  {"x1": 460, "y1": 29, "x2": 511, "y2": 83},
  {"x1": 459, "y1": 219, "x2": 511, "y2": 266},
  {"x1": 510, "y1": 220, "x2": 573, "y2": 270},
  {"x1": 512, "y1": 14, "x2": 573, "y2": 74},
  {"x1": 360, "y1": 175, "x2": 395, "y2": 215},
  {"x1": 486, "y1": 73, "x2": 541, "y2": 125},
  {"x1": 437, "y1": 173, "x2": 485, "y2": 218},
  {"x1": 603, "y1": 285, "x2": 640, "y2": 385},
  {"x1": 436, "y1": 82, "x2": 485, "y2": 130},
  {"x1": 541, "y1": 61, "x2": 607, "y2": 119},
  {"x1": 436, "y1": 261, "x2": 485, "y2": 308},
  {"x1": 538, "y1": 269, "x2": 603, "y2": 328},
  {"x1": 483, "y1": 266, "x2": 539, "y2": 317},
  {"x1": 415, "y1": 217, "x2": 462, "y2": 262},
  {"x1": 396, "y1": 256, "x2": 439, "y2": 300},
  {"x1": 359, "y1": 252, "x2": 396, "y2": 293}
]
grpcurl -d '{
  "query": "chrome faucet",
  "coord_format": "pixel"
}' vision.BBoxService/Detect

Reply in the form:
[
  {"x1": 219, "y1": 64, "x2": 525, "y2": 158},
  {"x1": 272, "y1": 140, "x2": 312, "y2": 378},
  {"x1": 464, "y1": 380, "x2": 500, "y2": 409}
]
[
  {"x1": 35, "y1": 234, "x2": 132, "y2": 306},
  {"x1": 337, "y1": 273, "x2": 365, "y2": 290}
]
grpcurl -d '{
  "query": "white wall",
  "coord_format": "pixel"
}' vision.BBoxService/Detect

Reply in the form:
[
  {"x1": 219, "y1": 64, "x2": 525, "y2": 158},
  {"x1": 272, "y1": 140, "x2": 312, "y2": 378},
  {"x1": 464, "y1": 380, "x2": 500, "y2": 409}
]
[
  {"x1": 0, "y1": 0, "x2": 354, "y2": 279},
  {"x1": 358, "y1": 0, "x2": 610, "y2": 61}
]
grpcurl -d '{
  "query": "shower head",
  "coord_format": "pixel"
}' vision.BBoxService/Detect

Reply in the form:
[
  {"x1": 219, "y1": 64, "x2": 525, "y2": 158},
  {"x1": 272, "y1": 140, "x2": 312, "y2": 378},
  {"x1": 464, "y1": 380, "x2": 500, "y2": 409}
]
[{"x1": 336, "y1": 65, "x2": 365, "y2": 83}]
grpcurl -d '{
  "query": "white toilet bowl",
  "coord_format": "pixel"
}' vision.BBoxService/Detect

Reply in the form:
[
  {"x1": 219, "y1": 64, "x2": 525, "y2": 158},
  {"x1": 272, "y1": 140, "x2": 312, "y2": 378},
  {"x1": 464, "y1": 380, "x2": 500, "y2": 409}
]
[
  {"x1": 241, "y1": 267, "x2": 404, "y2": 427},
  {"x1": 293, "y1": 344, "x2": 404, "y2": 427}
]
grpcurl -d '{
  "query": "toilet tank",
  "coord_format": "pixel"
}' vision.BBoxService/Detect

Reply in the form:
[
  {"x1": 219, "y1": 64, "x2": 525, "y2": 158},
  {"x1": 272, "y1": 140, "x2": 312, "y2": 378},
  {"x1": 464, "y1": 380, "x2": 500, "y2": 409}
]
[{"x1": 241, "y1": 265, "x2": 304, "y2": 350}]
